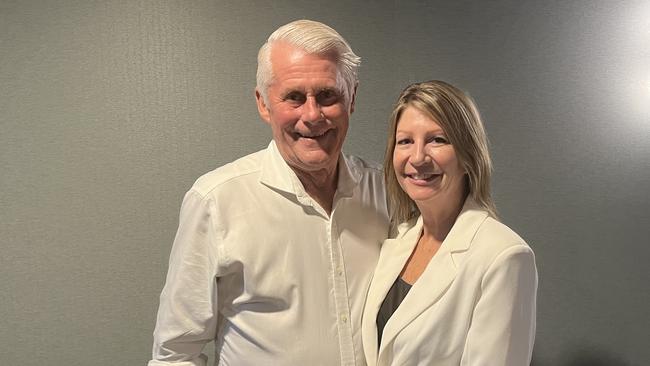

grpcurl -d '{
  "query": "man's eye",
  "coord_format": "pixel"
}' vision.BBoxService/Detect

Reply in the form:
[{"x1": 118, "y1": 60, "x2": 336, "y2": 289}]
[
  {"x1": 284, "y1": 93, "x2": 306, "y2": 103},
  {"x1": 316, "y1": 90, "x2": 339, "y2": 106}
]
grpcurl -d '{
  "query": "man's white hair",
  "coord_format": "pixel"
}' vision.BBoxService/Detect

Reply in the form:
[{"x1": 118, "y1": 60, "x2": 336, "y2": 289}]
[{"x1": 256, "y1": 19, "x2": 361, "y2": 104}]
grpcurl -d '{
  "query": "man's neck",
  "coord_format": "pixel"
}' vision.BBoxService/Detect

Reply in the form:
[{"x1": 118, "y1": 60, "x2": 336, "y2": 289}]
[{"x1": 293, "y1": 166, "x2": 339, "y2": 216}]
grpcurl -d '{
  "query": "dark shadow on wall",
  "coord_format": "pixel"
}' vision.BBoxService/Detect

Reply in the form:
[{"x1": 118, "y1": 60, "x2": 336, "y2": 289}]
[{"x1": 531, "y1": 346, "x2": 636, "y2": 366}]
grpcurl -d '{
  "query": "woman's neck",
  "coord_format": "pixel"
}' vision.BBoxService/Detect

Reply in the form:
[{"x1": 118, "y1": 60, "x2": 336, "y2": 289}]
[{"x1": 417, "y1": 191, "x2": 466, "y2": 242}]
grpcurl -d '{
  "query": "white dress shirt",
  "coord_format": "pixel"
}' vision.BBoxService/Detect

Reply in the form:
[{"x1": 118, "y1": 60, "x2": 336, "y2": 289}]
[
  {"x1": 149, "y1": 141, "x2": 389, "y2": 366},
  {"x1": 362, "y1": 199, "x2": 538, "y2": 366}
]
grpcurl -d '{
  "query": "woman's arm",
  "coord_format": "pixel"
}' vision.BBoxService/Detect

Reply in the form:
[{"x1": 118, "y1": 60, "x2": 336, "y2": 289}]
[{"x1": 461, "y1": 245, "x2": 538, "y2": 366}]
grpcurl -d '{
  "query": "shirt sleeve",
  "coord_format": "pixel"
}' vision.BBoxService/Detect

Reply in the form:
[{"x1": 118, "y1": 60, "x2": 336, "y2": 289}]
[
  {"x1": 149, "y1": 190, "x2": 222, "y2": 366},
  {"x1": 460, "y1": 245, "x2": 538, "y2": 366}
]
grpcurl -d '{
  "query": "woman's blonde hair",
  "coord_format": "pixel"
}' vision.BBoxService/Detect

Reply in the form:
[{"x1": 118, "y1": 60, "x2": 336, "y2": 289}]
[{"x1": 384, "y1": 80, "x2": 497, "y2": 224}]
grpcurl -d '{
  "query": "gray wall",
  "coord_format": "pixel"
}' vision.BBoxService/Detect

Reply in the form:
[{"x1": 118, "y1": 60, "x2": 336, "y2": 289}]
[{"x1": 2, "y1": 1, "x2": 648, "y2": 365}]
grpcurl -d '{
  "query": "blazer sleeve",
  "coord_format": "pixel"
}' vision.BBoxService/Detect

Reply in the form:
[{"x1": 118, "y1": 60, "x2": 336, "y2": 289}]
[
  {"x1": 460, "y1": 245, "x2": 538, "y2": 366},
  {"x1": 148, "y1": 190, "x2": 222, "y2": 366}
]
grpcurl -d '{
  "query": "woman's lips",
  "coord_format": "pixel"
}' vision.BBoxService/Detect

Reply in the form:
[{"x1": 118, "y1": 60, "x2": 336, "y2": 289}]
[{"x1": 405, "y1": 173, "x2": 440, "y2": 185}]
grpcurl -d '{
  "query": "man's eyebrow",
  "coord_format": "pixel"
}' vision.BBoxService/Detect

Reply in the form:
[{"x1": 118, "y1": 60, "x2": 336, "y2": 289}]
[
  {"x1": 279, "y1": 88, "x2": 305, "y2": 98},
  {"x1": 281, "y1": 86, "x2": 304, "y2": 93},
  {"x1": 279, "y1": 86, "x2": 342, "y2": 97},
  {"x1": 316, "y1": 86, "x2": 344, "y2": 95}
]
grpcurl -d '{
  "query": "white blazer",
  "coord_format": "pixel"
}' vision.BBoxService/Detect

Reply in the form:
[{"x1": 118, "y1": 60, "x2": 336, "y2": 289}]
[{"x1": 362, "y1": 199, "x2": 538, "y2": 366}]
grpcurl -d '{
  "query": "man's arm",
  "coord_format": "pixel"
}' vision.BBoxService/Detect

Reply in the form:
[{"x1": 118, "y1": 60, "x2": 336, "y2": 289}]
[{"x1": 149, "y1": 190, "x2": 221, "y2": 366}]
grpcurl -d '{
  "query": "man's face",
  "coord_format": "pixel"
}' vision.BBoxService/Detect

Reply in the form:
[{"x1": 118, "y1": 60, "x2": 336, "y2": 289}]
[{"x1": 256, "y1": 42, "x2": 355, "y2": 178}]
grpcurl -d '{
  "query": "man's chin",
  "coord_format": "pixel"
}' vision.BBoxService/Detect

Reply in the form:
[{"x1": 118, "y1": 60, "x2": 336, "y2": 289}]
[{"x1": 290, "y1": 153, "x2": 339, "y2": 174}]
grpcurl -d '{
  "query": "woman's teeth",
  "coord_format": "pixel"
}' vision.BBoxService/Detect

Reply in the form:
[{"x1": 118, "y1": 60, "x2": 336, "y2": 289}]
[{"x1": 410, "y1": 173, "x2": 434, "y2": 179}]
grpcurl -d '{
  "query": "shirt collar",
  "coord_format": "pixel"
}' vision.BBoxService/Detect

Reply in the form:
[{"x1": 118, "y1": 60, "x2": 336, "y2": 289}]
[{"x1": 259, "y1": 140, "x2": 361, "y2": 199}]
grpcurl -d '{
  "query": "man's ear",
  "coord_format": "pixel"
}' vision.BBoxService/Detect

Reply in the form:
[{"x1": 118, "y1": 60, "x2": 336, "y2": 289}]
[
  {"x1": 349, "y1": 83, "x2": 358, "y2": 114},
  {"x1": 255, "y1": 88, "x2": 271, "y2": 124}
]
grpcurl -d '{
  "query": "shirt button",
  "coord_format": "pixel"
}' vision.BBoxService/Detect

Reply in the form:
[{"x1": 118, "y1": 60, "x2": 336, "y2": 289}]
[
  {"x1": 336, "y1": 267, "x2": 343, "y2": 276},
  {"x1": 340, "y1": 315, "x2": 348, "y2": 324}
]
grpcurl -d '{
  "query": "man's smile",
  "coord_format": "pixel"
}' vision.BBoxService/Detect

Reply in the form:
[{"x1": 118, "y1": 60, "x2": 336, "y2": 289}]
[{"x1": 294, "y1": 128, "x2": 334, "y2": 140}]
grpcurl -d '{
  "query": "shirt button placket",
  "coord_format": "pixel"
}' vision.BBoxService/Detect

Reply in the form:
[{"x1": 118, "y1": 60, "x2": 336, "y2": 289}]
[{"x1": 329, "y1": 218, "x2": 355, "y2": 365}]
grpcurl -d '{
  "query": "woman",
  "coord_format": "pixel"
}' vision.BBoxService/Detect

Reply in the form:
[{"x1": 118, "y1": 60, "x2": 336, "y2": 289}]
[{"x1": 362, "y1": 81, "x2": 537, "y2": 366}]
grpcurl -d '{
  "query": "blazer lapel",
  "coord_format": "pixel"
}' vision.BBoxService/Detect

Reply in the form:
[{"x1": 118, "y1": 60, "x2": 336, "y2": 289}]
[
  {"x1": 376, "y1": 199, "x2": 489, "y2": 363},
  {"x1": 362, "y1": 217, "x2": 422, "y2": 365},
  {"x1": 376, "y1": 243, "x2": 456, "y2": 360}
]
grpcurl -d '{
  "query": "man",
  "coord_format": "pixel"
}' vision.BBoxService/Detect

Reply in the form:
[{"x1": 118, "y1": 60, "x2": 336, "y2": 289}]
[{"x1": 148, "y1": 20, "x2": 389, "y2": 366}]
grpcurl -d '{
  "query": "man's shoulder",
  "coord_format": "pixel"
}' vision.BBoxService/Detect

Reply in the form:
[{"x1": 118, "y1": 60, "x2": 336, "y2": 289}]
[
  {"x1": 191, "y1": 148, "x2": 266, "y2": 197},
  {"x1": 343, "y1": 153, "x2": 383, "y2": 176}
]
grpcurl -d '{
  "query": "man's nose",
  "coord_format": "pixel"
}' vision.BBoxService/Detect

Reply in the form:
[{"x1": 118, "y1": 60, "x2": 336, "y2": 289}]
[{"x1": 301, "y1": 96, "x2": 323, "y2": 123}]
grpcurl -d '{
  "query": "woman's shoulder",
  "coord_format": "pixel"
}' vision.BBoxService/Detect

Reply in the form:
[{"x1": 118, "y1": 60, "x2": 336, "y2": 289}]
[{"x1": 472, "y1": 216, "x2": 534, "y2": 258}]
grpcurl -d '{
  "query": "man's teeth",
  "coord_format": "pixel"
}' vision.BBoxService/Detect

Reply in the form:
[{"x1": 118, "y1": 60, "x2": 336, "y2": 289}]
[{"x1": 298, "y1": 130, "x2": 327, "y2": 138}]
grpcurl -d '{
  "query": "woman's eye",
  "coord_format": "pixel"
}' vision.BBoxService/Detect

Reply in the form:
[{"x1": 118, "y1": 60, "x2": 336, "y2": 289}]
[
  {"x1": 431, "y1": 136, "x2": 448, "y2": 144},
  {"x1": 396, "y1": 138, "x2": 412, "y2": 145}
]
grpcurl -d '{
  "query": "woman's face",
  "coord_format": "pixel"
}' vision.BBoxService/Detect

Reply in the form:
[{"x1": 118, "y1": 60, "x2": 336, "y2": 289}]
[{"x1": 392, "y1": 106, "x2": 466, "y2": 207}]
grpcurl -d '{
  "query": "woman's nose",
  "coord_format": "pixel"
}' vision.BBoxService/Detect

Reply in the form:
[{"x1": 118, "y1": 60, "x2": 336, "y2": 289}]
[{"x1": 410, "y1": 143, "x2": 431, "y2": 165}]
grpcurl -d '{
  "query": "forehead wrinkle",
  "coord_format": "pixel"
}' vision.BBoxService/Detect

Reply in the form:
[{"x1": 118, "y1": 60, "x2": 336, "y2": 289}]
[
  {"x1": 270, "y1": 44, "x2": 344, "y2": 96},
  {"x1": 276, "y1": 79, "x2": 341, "y2": 97}
]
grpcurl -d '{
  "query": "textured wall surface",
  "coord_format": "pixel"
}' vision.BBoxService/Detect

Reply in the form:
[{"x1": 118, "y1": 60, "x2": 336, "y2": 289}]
[{"x1": 1, "y1": 1, "x2": 648, "y2": 365}]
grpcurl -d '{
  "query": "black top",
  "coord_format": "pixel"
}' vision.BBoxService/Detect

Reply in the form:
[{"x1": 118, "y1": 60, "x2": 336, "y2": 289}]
[{"x1": 376, "y1": 276, "x2": 412, "y2": 347}]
